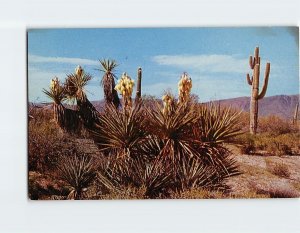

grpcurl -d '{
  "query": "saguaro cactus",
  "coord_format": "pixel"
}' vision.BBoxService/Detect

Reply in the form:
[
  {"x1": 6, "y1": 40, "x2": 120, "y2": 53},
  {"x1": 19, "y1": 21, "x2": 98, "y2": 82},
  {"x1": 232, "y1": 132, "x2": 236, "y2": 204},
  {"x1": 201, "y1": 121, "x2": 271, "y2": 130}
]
[
  {"x1": 135, "y1": 67, "x2": 142, "y2": 101},
  {"x1": 246, "y1": 47, "x2": 270, "y2": 134},
  {"x1": 293, "y1": 102, "x2": 299, "y2": 124}
]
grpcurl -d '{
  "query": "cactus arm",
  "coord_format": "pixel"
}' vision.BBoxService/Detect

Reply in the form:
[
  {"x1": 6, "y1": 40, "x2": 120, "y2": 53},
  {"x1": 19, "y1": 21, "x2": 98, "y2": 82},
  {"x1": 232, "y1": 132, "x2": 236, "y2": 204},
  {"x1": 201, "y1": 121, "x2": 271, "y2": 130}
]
[
  {"x1": 249, "y1": 56, "x2": 255, "y2": 69},
  {"x1": 136, "y1": 67, "x2": 142, "y2": 100},
  {"x1": 254, "y1": 47, "x2": 259, "y2": 59},
  {"x1": 258, "y1": 62, "x2": 270, "y2": 100},
  {"x1": 293, "y1": 102, "x2": 299, "y2": 123},
  {"x1": 246, "y1": 73, "x2": 253, "y2": 85}
]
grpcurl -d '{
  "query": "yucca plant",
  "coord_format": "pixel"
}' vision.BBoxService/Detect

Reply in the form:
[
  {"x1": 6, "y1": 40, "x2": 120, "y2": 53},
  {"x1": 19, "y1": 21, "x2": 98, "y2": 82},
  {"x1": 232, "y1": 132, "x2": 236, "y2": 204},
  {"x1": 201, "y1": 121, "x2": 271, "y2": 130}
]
[
  {"x1": 143, "y1": 75, "x2": 202, "y2": 164},
  {"x1": 143, "y1": 73, "x2": 241, "y2": 184},
  {"x1": 97, "y1": 155, "x2": 173, "y2": 198},
  {"x1": 194, "y1": 103, "x2": 243, "y2": 144},
  {"x1": 57, "y1": 154, "x2": 96, "y2": 200},
  {"x1": 99, "y1": 59, "x2": 120, "y2": 108},
  {"x1": 144, "y1": 98, "x2": 199, "y2": 163},
  {"x1": 115, "y1": 72, "x2": 135, "y2": 112},
  {"x1": 43, "y1": 77, "x2": 80, "y2": 132},
  {"x1": 65, "y1": 66, "x2": 100, "y2": 129},
  {"x1": 175, "y1": 157, "x2": 229, "y2": 192},
  {"x1": 90, "y1": 102, "x2": 147, "y2": 159}
]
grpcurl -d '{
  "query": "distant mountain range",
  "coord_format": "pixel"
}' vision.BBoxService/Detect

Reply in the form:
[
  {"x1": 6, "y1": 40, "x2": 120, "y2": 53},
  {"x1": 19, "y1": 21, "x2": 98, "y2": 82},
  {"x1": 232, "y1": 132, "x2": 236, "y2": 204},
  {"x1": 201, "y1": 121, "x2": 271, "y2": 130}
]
[
  {"x1": 216, "y1": 94, "x2": 299, "y2": 119},
  {"x1": 30, "y1": 94, "x2": 299, "y2": 120}
]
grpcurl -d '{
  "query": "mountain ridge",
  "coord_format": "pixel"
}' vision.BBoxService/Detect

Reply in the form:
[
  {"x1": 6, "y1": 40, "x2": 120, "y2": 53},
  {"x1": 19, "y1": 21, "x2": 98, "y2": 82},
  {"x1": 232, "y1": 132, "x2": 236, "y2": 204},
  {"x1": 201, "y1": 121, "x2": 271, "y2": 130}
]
[{"x1": 30, "y1": 94, "x2": 299, "y2": 120}]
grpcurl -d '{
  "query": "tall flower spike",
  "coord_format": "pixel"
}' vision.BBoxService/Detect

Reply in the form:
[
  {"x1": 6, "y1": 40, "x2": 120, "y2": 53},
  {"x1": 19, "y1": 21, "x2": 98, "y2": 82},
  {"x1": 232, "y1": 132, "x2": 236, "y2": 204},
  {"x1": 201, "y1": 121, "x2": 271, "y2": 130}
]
[
  {"x1": 50, "y1": 77, "x2": 60, "y2": 91},
  {"x1": 75, "y1": 65, "x2": 83, "y2": 77},
  {"x1": 162, "y1": 93, "x2": 174, "y2": 115},
  {"x1": 115, "y1": 72, "x2": 135, "y2": 110},
  {"x1": 178, "y1": 72, "x2": 192, "y2": 104}
]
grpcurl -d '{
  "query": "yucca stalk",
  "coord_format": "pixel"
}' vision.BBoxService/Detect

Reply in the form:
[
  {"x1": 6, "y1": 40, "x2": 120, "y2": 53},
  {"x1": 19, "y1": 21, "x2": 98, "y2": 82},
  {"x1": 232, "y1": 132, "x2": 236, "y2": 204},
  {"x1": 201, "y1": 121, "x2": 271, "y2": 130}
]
[
  {"x1": 43, "y1": 77, "x2": 80, "y2": 132},
  {"x1": 65, "y1": 66, "x2": 100, "y2": 129},
  {"x1": 115, "y1": 72, "x2": 135, "y2": 113},
  {"x1": 99, "y1": 59, "x2": 120, "y2": 108},
  {"x1": 178, "y1": 72, "x2": 192, "y2": 104}
]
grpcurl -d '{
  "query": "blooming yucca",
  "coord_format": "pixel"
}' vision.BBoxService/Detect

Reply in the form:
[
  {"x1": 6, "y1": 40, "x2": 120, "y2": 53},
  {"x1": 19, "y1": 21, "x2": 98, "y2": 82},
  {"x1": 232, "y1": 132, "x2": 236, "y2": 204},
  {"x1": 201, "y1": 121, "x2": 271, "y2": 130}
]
[
  {"x1": 75, "y1": 65, "x2": 83, "y2": 77},
  {"x1": 162, "y1": 93, "x2": 175, "y2": 115},
  {"x1": 178, "y1": 72, "x2": 192, "y2": 103},
  {"x1": 43, "y1": 76, "x2": 80, "y2": 132},
  {"x1": 115, "y1": 72, "x2": 135, "y2": 110},
  {"x1": 50, "y1": 77, "x2": 60, "y2": 92},
  {"x1": 44, "y1": 77, "x2": 65, "y2": 105}
]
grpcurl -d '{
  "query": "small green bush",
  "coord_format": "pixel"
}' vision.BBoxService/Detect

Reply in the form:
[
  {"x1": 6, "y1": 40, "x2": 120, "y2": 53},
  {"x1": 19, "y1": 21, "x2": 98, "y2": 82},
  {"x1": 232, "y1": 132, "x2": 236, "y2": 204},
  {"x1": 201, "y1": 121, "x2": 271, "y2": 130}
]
[
  {"x1": 258, "y1": 115, "x2": 296, "y2": 135},
  {"x1": 235, "y1": 132, "x2": 299, "y2": 156}
]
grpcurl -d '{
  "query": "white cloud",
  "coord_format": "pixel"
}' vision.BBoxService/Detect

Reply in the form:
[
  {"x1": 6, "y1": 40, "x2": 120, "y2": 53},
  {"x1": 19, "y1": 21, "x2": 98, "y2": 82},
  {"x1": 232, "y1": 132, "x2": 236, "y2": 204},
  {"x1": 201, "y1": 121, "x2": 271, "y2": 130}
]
[
  {"x1": 28, "y1": 54, "x2": 98, "y2": 66},
  {"x1": 152, "y1": 54, "x2": 249, "y2": 73}
]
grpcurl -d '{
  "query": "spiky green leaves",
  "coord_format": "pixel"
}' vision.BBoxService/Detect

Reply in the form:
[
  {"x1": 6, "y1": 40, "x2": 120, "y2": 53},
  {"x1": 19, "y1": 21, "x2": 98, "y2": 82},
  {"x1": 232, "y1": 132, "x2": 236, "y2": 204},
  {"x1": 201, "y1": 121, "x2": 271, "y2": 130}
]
[
  {"x1": 144, "y1": 101, "x2": 199, "y2": 163},
  {"x1": 99, "y1": 59, "x2": 120, "y2": 108},
  {"x1": 43, "y1": 77, "x2": 66, "y2": 104},
  {"x1": 195, "y1": 103, "x2": 243, "y2": 144},
  {"x1": 57, "y1": 154, "x2": 96, "y2": 200},
  {"x1": 64, "y1": 66, "x2": 100, "y2": 128},
  {"x1": 64, "y1": 68, "x2": 92, "y2": 101},
  {"x1": 90, "y1": 102, "x2": 147, "y2": 158}
]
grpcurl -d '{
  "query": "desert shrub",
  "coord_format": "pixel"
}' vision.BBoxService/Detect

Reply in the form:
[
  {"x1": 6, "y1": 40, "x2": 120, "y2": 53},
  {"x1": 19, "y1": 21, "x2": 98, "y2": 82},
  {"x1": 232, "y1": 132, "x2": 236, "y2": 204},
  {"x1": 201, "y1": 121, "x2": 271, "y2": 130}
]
[
  {"x1": 28, "y1": 171, "x2": 70, "y2": 200},
  {"x1": 234, "y1": 132, "x2": 299, "y2": 156},
  {"x1": 258, "y1": 133, "x2": 298, "y2": 156},
  {"x1": 29, "y1": 105, "x2": 53, "y2": 122},
  {"x1": 57, "y1": 153, "x2": 97, "y2": 200},
  {"x1": 28, "y1": 108, "x2": 75, "y2": 172},
  {"x1": 258, "y1": 115, "x2": 295, "y2": 135},
  {"x1": 256, "y1": 187, "x2": 299, "y2": 198},
  {"x1": 234, "y1": 133, "x2": 256, "y2": 154},
  {"x1": 29, "y1": 103, "x2": 100, "y2": 173},
  {"x1": 268, "y1": 163, "x2": 291, "y2": 178}
]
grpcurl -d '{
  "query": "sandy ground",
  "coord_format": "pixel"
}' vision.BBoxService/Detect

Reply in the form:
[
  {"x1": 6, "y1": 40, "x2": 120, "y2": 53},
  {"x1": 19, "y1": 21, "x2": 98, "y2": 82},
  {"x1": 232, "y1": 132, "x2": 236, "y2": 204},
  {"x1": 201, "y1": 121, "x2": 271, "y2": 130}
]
[{"x1": 225, "y1": 144, "x2": 300, "y2": 198}]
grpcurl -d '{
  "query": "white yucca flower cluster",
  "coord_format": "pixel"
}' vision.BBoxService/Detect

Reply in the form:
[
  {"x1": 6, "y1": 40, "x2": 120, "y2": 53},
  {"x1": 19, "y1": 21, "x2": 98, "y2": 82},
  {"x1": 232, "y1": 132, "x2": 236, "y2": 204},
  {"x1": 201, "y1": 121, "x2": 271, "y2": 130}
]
[
  {"x1": 50, "y1": 77, "x2": 60, "y2": 91},
  {"x1": 178, "y1": 72, "x2": 192, "y2": 103},
  {"x1": 75, "y1": 65, "x2": 83, "y2": 77},
  {"x1": 115, "y1": 72, "x2": 135, "y2": 109},
  {"x1": 115, "y1": 73, "x2": 135, "y2": 96},
  {"x1": 162, "y1": 93, "x2": 174, "y2": 115}
]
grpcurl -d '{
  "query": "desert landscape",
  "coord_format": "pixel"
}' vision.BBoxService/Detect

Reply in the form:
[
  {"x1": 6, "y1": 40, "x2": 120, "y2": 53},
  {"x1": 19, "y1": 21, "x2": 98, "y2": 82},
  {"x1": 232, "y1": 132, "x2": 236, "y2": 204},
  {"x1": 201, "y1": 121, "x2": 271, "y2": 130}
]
[
  {"x1": 28, "y1": 60, "x2": 300, "y2": 200},
  {"x1": 27, "y1": 28, "x2": 299, "y2": 200}
]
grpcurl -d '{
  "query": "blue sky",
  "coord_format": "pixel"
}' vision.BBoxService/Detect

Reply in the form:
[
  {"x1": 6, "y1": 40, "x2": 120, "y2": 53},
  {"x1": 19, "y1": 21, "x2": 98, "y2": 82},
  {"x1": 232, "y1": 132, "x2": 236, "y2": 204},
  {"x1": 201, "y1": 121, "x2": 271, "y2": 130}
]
[{"x1": 28, "y1": 27, "x2": 299, "y2": 102}]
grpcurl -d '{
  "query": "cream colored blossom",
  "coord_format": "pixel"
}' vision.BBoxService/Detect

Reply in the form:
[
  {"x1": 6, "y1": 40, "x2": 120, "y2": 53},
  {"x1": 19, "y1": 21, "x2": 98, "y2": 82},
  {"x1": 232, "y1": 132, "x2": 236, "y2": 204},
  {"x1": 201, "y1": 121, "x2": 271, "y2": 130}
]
[
  {"x1": 178, "y1": 72, "x2": 192, "y2": 103},
  {"x1": 162, "y1": 93, "x2": 174, "y2": 115},
  {"x1": 115, "y1": 72, "x2": 135, "y2": 109},
  {"x1": 75, "y1": 65, "x2": 83, "y2": 77},
  {"x1": 50, "y1": 77, "x2": 60, "y2": 91}
]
